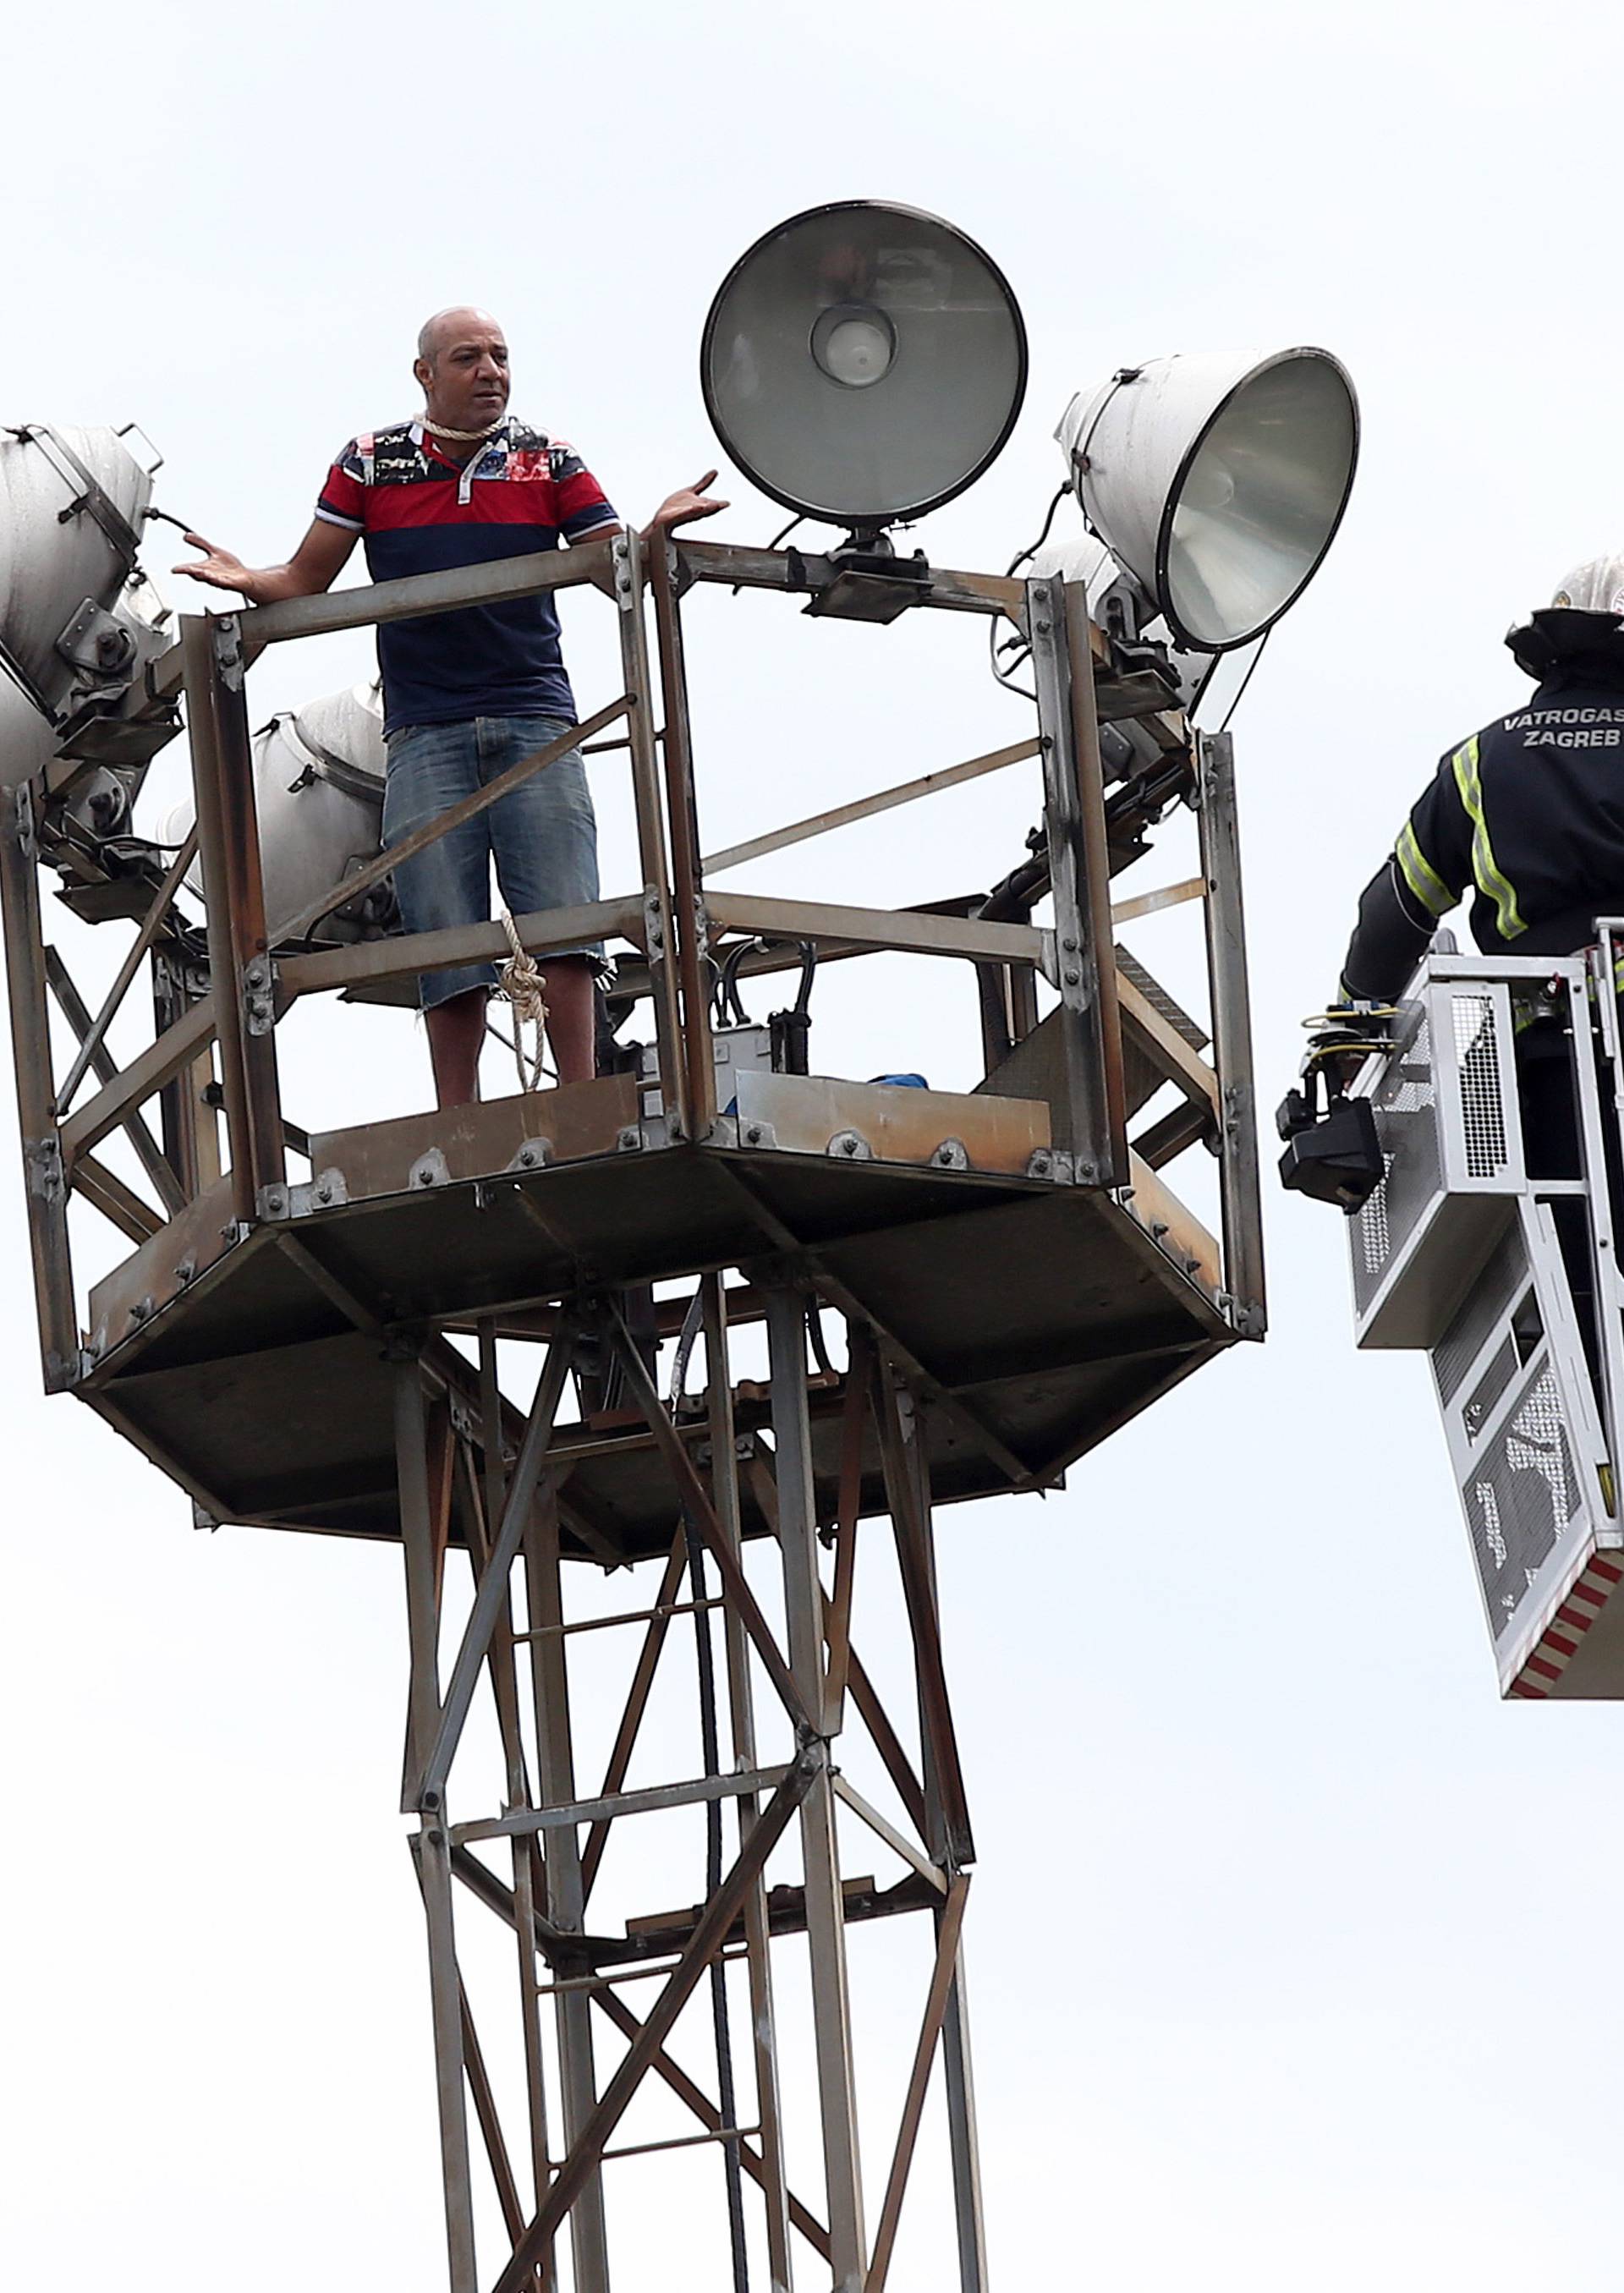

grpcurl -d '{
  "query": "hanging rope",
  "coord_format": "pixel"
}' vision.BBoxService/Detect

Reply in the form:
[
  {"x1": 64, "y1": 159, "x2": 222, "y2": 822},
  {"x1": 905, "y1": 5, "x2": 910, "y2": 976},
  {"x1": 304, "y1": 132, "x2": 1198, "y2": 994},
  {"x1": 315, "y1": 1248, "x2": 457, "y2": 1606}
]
[{"x1": 497, "y1": 910, "x2": 550, "y2": 1093}]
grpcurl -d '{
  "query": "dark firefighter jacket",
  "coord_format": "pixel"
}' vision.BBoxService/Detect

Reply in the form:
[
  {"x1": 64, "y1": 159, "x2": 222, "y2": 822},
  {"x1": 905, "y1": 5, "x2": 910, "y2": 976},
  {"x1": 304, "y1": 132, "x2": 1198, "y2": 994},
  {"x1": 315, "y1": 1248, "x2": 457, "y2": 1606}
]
[{"x1": 1340, "y1": 670, "x2": 1624, "y2": 1002}]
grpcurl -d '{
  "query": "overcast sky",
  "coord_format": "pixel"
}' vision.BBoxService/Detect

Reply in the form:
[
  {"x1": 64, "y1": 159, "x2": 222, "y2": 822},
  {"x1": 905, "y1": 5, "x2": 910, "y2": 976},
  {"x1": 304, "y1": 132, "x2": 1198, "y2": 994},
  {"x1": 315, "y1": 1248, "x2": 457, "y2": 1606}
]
[{"x1": 6, "y1": 3, "x2": 1624, "y2": 2288}]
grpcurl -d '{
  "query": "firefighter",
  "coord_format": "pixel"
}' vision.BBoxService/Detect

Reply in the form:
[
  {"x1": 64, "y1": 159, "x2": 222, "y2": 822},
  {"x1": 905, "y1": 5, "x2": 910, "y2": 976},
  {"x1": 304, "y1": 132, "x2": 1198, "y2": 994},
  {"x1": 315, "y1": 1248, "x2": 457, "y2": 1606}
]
[
  {"x1": 1287, "y1": 558, "x2": 1624, "y2": 1350},
  {"x1": 1337, "y1": 555, "x2": 1624, "y2": 1007}
]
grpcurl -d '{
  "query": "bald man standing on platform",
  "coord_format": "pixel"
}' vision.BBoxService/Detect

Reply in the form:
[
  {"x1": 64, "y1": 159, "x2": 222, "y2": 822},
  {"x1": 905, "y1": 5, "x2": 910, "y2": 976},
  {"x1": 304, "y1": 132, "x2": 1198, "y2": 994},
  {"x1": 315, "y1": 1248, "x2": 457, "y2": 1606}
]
[{"x1": 178, "y1": 305, "x2": 723, "y2": 1106}]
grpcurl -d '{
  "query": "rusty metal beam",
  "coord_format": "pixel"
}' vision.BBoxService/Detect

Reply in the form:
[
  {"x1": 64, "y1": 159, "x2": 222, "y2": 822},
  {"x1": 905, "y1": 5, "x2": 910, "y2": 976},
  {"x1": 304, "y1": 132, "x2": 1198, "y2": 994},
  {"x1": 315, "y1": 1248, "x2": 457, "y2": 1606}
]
[
  {"x1": 277, "y1": 892, "x2": 645, "y2": 1001},
  {"x1": 239, "y1": 534, "x2": 613, "y2": 650},
  {"x1": 182, "y1": 613, "x2": 283, "y2": 1224},
  {"x1": 677, "y1": 537, "x2": 1025, "y2": 620},
  {"x1": 1198, "y1": 730, "x2": 1265, "y2": 1336},
  {"x1": 1116, "y1": 963, "x2": 1221, "y2": 1117},
  {"x1": 611, "y1": 524, "x2": 689, "y2": 1142},
  {"x1": 60, "y1": 992, "x2": 216, "y2": 1169},
  {"x1": 43, "y1": 949, "x2": 185, "y2": 1214},
  {"x1": 873, "y1": 1371, "x2": 974, "y2": 1871},
  {"x1": 705, "y1": 888, "x2": 1048, "y2": 972},
  {"x1": 649, "y1": 535, "x2": 716, "y2": 1138},
  {"x1": 458, "y1": 1978, "x2": 529, "y2": 2252},
  {"x1": 0, "y1": 782, "x2": 77, "y2": 1386},
  {"x1": 419, "y1": 1323, "x2": 578, "y2": 1806},
  {"x1": 604, "y1": 1304, "x2": 815, "y2": 1735},
  {"x1": 823, "y1": 1336, "x2": 869, "y2": 1735},
  {"x1": 1111, "y1": 873, "x2": 1205, "y2": 927},
  {"x1": 579, "y1": 1533, "x2": 689, "y2": 1902},
  {"x1": 52, "y1": 826, "x2": 198, "y2": 1116},
  {"x1": 397, "y1": 1362, "x2": 478, "y2": 2293},
  {"x1": 448, "y1": 1842, "x2": 835, "y2": 2262},
  {"x1": 72, "y1": 1151, "x2": 162, "y2": 1244},
  {"x1": 744, "y1": 1443, "x2": 931, "y2": 1838},
  {"x1": 864, "y1": 1874, "x2": 972, "y2": 2293},
  {"x1": 490, "y1": 1751, "x2": 817, "y2": 2293},
  {"x1": 702, "y1": 737, "x2": 1040, "y2": 877},
  {"x1": 1029, "y1": 572, "x2": 1126, "y2": 1186},
  {"x1": 701, "y1": 1271, "x2": 794, "y2": 2290}
]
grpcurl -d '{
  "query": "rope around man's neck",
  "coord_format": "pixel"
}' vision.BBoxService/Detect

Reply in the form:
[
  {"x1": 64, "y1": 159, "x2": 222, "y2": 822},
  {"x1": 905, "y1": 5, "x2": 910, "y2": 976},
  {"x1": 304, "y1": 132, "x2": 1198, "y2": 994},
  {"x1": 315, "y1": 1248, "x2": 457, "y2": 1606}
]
[{"x1": 421, "y1": 413, "x2": 507, "y2": 442}]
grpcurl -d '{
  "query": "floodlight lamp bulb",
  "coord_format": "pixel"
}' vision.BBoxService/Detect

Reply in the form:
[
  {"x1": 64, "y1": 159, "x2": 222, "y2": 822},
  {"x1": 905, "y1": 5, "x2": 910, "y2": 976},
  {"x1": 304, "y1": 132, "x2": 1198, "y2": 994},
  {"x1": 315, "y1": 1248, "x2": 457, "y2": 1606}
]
[{"x1": 810, "y1": 303, "x2": 897, "y2": 390}]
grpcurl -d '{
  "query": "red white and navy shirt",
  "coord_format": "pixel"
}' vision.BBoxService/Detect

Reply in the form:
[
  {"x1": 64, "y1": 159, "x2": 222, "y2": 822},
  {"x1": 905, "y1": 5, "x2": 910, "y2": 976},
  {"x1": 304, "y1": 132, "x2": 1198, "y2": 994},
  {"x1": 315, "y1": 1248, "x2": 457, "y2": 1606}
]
[{"x1": 315, "y1": 418, "x2": 619, "y2": 734}]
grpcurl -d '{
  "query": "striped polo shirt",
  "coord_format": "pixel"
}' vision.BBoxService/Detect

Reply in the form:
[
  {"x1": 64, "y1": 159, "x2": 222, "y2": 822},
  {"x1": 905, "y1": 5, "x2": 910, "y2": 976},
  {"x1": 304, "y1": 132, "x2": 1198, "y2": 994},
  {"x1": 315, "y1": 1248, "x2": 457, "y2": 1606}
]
[{"x1": 315, "y1": 418, "x2": 619, "y2": 734}]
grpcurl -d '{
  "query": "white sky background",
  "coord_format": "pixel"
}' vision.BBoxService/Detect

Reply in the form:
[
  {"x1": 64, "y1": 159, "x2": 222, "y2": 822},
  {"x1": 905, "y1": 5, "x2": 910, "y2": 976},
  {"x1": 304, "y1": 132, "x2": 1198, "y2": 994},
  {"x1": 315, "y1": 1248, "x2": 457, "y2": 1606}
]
[{"x1": 4, "y1": 0, "x2": 1624, "y2": 2285}]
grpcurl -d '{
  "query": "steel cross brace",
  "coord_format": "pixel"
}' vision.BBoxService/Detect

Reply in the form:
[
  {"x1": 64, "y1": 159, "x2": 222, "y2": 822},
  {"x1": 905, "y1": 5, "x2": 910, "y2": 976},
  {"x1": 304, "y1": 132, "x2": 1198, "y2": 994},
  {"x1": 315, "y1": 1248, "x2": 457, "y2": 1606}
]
[{"x1": 489, "y1": 1749, "x2": 820, "y2": 2293}]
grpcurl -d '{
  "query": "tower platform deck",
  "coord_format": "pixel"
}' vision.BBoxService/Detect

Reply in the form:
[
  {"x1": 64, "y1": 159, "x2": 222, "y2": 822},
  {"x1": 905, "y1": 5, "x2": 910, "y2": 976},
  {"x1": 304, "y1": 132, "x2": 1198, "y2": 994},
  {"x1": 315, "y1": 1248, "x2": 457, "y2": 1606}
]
[{"x1": 79, "y1": 1071, "x2": 1231, "y2": 1560}]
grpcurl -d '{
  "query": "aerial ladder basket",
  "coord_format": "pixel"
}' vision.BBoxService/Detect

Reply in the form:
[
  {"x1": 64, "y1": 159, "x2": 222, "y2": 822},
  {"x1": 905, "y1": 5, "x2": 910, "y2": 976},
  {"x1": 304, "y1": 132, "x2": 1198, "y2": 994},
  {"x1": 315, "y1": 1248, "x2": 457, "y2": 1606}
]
[{"x1": 1342, "y1": 932, "x2": 1624, "y2": 1697}]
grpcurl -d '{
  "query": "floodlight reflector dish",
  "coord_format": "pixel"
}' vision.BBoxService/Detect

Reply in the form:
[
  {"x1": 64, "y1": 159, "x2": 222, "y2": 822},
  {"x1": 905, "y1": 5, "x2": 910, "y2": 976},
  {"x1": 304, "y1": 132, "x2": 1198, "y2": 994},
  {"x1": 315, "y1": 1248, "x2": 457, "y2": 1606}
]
[
  {"x1": 1060, "y1": 348, "x2": 1358, "y2": 651},
  {"x1": 702, "y1": 200, "x2": 1027, "y2": 528}
]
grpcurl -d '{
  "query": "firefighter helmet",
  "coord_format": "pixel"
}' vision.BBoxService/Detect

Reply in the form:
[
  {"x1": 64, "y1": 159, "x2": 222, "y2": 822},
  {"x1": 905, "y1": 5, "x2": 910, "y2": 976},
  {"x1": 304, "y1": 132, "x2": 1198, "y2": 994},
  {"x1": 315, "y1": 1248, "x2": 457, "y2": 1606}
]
[{"x1": 1506, "y1": 554, "x2": 1624, "y2": 678}]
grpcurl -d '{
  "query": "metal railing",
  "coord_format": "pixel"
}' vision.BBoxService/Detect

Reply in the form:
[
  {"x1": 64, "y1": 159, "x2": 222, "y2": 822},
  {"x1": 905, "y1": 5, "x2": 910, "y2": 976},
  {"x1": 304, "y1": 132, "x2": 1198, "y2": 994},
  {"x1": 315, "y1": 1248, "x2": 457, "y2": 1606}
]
[{"x1": 1, "y1": 525, "x2": 1265, "y2": 1389}]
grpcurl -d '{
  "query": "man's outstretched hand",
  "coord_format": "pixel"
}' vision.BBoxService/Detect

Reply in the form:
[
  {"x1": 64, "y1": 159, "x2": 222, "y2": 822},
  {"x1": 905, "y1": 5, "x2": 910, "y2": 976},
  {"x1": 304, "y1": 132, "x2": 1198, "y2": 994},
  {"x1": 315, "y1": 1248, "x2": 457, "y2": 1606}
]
[
  {"x1": 173, "y1": 535, "x2": 252, "y2": 593},
  {"x1": 650, "y1": 472, "x2": 729, "y2": 532}
]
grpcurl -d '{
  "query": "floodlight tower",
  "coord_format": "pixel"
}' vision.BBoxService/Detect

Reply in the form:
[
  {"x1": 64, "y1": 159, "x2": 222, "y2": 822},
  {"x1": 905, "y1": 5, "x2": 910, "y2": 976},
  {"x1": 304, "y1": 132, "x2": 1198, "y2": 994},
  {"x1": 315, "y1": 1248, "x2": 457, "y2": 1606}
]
[{"x1": 0, "y1": 211, "x2": 1357, "y2": 2291}]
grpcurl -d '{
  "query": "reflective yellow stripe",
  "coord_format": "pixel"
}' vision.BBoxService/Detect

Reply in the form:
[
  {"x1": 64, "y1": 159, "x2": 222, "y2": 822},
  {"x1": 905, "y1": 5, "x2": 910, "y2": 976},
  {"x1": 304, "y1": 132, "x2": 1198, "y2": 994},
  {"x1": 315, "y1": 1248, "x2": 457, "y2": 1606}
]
[
  {"x1": 1395, "y1": 820, "x2": 1452, "y2": 917},
  {"x1": 1451, "y1": 734, "x2": 1526, "y2": 939}
]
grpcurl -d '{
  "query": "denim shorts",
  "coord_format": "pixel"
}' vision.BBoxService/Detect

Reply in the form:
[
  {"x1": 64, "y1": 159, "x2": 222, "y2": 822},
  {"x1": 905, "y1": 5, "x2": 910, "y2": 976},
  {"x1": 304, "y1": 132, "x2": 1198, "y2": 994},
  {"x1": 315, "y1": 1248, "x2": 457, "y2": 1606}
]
[{"x1": 381, "y1": 715, "x2": 602, "y2": 1012}]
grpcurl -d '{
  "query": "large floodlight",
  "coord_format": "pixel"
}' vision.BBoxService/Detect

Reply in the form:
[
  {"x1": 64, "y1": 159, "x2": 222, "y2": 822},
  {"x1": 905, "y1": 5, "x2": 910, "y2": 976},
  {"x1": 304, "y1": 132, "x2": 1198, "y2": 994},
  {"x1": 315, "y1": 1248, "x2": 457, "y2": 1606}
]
[
  {"x1": 1056, "y1": 349, "x2": 1358, "y2": 651},
  {"x1": 702, "y1": 200, "x2": 1028, "y2": 533},
  {"x1": 159, "y1": 682, "x2": 392, "y2": 945},
  {"x1": 0, "y1": 424, "x2": 165, "y2": 728}
]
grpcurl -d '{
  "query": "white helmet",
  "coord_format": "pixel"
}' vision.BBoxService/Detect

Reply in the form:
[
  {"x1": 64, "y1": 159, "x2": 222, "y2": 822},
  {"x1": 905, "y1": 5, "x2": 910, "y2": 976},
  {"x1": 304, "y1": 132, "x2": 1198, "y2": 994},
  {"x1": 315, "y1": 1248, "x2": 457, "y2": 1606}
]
[
  {"x1": 1506, "y1": 554, "x2": 1624, "y2": 677},
  {"x1": 1548, "y1": 556, "x2": 1624, "y2": 615}
]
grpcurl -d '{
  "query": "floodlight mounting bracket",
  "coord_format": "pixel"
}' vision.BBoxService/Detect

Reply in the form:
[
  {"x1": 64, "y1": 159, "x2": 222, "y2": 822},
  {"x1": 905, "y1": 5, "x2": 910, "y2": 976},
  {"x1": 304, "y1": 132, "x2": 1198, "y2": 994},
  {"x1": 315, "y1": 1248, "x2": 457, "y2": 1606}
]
[
  {"x1": 1105, "y1": 630, "x2": 1181, "y2": 706},
  {"x1": 1091, "y1": 565, "x2": 1151, "y2": 647},
  {"x1": 795, "y1": 536, "x2": 933, "y2": 626}
]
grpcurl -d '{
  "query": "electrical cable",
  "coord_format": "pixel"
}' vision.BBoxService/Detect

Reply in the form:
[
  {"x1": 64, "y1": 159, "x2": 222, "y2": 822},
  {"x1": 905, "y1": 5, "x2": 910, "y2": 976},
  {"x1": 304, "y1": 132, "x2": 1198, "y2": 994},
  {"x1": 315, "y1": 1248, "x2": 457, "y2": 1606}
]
[
  {"x1": 1001, "y1": 484, "x2": 1070, "y2": 583},
  {"x1": 786, "y1": 940, "x2": 816, "y2": 1020},
  {"x1": 731, "y1": 511, "x2": 805, "y2": 594},
  {"x1": 716, "y1": 935, "x2": 765, "y2": 1029},
  {"x1": 987, "y1": 482, "x2": 1070, "y2": 702},
  {"x1": 990, "y1": 637, "x2": 1034, "y2": 699}
]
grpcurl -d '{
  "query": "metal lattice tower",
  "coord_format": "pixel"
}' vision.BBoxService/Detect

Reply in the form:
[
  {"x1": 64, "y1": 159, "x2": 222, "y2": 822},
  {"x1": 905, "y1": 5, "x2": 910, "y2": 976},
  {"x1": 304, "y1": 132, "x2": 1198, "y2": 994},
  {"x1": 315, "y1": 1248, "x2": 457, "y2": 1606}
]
[{"x1": 0, "y1": 525, "x2": 1263, "y2": 2288}]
